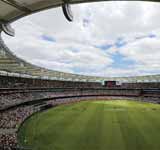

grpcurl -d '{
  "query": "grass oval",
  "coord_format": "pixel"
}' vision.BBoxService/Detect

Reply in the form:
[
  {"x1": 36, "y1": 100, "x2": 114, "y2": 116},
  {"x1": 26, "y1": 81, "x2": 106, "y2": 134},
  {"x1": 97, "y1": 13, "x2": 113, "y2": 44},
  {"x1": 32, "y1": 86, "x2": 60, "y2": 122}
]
[{"x1": 18, "y1": 100, "x2": 160, "y2": 150}]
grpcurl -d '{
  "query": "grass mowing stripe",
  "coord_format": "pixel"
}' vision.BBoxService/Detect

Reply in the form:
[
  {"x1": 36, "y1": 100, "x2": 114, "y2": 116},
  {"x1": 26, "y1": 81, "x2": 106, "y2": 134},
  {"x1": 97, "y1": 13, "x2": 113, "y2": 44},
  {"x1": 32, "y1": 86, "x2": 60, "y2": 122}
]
[
  {"x1": 127, "y1": 109, "x2": 156, "y2": 150},
  {"x1": 132, "y1": 109, "x2": 160, "y2": 150},
  {"x1": 105, "y1": 110, "x2": 126, "y2": 150},
  {"x1": 116, "y1": 109, "x2": 148, "y2": 150},
  {"x1": 50, "y1": 102, "x2": 97, "y2": 150}
]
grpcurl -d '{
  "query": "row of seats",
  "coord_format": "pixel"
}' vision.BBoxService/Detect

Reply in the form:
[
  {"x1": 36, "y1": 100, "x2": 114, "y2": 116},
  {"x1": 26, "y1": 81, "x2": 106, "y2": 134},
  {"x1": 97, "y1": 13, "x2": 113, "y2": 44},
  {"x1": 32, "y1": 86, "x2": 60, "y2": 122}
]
[
  {"x1": 0, "y1": 75, "x2": 102, "y2": 89},
  {"x1": 0, "y1": 88, "x2": 141, "y2": 110},
  {"x1": 121, "y1": 82, "x2": 160, "y2": 89}
]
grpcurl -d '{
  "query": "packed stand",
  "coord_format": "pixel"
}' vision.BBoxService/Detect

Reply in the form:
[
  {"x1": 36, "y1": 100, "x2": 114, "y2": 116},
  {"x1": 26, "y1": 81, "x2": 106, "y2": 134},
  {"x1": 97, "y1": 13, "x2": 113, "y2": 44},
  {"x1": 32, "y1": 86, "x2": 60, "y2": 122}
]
[
  {"x1": 0, "y1": 106, "x2": 35, "y2": 129},
  {"x1": 0, "y1": 133, "x2": 17, "y2": 150},
  {"x1": 0, "y1": 88, "x2": 143, "y2": 110},
  {"x1": 0, "y1": 105, "x2": 39, "y2": 149}
]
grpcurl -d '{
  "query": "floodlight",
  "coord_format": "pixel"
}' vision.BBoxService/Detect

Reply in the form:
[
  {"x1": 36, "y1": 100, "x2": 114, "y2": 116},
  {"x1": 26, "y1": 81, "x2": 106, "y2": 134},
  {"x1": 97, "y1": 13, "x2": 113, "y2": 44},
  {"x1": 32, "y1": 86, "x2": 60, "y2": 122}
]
[
  {"x1": 2, "y1": 23, "x2": 15, "y2": 36},
  {"x1": 62, "y1": 3, "x2": 73, "y2": 22}
]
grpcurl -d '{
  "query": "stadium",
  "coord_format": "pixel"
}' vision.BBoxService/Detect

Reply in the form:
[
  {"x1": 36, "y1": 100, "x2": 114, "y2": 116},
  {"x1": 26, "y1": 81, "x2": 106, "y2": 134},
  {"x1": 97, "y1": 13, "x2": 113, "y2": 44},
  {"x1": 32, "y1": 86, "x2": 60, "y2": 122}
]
[{"x1": 0, "y1": 0, "x2": 160, "y2": 150}]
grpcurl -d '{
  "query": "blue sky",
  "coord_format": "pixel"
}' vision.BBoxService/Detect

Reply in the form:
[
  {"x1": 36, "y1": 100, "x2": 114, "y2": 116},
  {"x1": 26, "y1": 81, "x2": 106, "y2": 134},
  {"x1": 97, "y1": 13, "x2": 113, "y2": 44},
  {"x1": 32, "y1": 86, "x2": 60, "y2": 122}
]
[
  {"x1": 41, "y1": 35, "x2": 56, "y2": 42},
  {"x1": 3, "y1": 1, "x2": 160, "y2": 77}
]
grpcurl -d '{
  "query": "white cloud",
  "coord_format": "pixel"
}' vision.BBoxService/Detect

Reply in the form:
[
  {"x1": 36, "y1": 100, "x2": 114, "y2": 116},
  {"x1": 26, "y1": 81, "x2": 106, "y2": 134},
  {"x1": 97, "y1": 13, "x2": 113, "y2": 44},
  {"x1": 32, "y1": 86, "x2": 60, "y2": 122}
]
[
  {"x1": 2, "y1": 1, "x2": 160, "y2": 77},
  {"x1": 120, "y1": 37, "x2": 160, "y2": 64},
  {"x1": 118, "y1": 37, "x2": 160, "y2": 73}
]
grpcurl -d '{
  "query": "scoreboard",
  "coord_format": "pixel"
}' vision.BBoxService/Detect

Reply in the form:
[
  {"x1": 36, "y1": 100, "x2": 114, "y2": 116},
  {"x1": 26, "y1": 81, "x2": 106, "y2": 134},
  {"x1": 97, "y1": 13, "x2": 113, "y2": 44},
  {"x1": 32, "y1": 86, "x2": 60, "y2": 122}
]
[{"x1": 104, "y1": 81, "x2": 121, "y2": 88}]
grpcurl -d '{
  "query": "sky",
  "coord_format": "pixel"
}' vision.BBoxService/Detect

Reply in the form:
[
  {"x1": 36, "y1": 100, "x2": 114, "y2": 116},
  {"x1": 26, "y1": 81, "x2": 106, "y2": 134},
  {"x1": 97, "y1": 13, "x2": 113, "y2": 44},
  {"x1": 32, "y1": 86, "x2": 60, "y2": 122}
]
[{"x1": 2, "y1": 1, "x2": 160, "y2": 77}]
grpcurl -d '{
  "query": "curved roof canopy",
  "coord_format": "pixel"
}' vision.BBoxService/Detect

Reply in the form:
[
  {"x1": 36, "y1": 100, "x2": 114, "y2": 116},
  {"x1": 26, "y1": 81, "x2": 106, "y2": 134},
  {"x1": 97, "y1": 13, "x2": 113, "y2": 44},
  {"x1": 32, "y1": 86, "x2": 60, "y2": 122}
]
[{"x1": 0, "y1": 0, "x2": 158, "y2": 23}]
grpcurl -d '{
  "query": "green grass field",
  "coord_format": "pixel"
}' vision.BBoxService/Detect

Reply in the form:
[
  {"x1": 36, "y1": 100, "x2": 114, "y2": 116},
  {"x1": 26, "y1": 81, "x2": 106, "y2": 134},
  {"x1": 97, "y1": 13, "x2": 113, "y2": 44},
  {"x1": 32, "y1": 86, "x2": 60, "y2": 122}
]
[{"x1": 18, "y1": 100, "x2": 160, "y2": 150}]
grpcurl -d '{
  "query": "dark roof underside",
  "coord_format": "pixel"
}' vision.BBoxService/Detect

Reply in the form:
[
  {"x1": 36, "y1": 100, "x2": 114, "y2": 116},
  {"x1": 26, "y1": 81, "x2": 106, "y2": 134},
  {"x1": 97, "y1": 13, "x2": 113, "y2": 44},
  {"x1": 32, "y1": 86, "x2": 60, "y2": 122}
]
[{"x1": 0, "y1": 0, "x2": 159, "y2": 23}]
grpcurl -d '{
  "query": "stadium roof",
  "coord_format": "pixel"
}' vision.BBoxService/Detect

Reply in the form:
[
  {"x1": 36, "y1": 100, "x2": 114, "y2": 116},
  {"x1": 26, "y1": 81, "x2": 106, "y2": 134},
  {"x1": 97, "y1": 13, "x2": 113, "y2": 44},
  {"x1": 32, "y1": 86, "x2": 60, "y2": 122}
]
[{"x1": 0, "y1": 0, "x2": 159, "y2": 23}]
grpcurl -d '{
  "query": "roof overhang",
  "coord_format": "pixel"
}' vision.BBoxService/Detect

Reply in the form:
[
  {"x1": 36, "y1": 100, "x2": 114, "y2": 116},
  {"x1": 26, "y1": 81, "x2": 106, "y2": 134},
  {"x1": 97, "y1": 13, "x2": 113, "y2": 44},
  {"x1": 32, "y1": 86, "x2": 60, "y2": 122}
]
[{"x1": 0, "y1": 0, "x2": 159, "y2": 24}]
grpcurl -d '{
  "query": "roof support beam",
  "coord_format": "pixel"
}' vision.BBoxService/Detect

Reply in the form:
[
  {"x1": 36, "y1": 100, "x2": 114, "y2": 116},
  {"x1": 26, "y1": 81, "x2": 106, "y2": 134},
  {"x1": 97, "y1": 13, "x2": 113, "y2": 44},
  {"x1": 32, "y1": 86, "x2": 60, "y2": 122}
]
[{"x1": 1, "y1": 0, "x2": 32, "y2": 13}]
